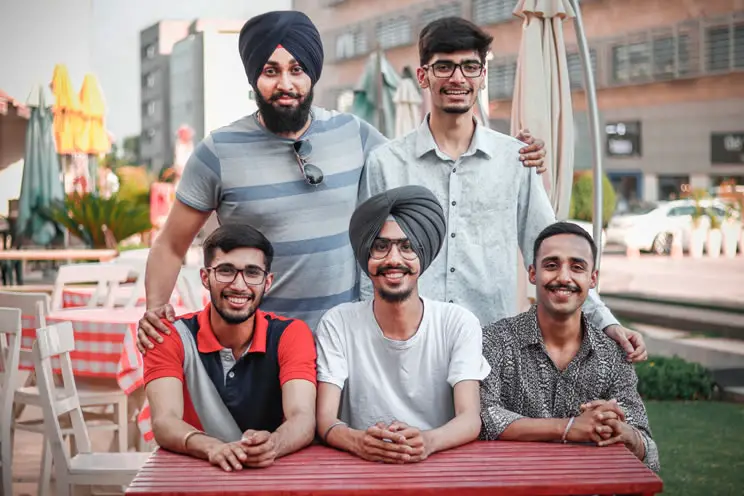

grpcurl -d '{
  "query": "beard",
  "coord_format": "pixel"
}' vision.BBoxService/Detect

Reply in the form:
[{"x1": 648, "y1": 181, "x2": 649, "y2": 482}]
[
  {"x1": 377, "y1": 286, "x2": 415, "y2": 303},
  {"x1": 256, "y1": 88, "x2": 314, "y2": 134},
  {"x1": 210, "y1": 287, "x2": 264, "y2": 325}
]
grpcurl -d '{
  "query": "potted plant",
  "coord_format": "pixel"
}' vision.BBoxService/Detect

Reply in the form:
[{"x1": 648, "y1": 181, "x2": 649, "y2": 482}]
[
  {"x1": 688, "y1": 189, "x2": 708, "y2": 259},
  {"x1": 706, "y1": 211, "x2": 723, "y2": 258},
  {"x1": 722, "y1": 201, "x2": 742, "y2": 258}
]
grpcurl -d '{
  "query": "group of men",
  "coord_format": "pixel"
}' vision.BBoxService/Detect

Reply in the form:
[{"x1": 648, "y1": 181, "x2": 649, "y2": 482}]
[{"x1": 137, "y1": 11, "x2": 658, "y2": 474}]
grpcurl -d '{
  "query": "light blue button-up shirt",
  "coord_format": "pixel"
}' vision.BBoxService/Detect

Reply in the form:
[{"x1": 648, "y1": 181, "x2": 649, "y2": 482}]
[{"x1": 359, "y1": 116, "x2": 619, "y2": 330}]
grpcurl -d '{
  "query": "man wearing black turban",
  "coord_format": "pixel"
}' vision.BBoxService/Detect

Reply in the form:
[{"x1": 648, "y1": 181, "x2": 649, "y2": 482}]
[{"x1": 315, "y1": 185, "x2": 490, "y2": 465}]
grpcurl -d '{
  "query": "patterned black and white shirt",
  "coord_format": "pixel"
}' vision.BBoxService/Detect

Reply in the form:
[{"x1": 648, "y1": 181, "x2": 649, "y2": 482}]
[{"x1": 480, "y1": 306, "x2": 659, "y2": 473}]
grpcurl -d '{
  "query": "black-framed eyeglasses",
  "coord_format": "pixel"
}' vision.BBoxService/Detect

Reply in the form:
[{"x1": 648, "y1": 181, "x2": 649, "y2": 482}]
[
  {"x1": 423, "y1": 61, "x2": 484, "y2": 79},
  {"x1": 370, "y1": 238, "x2": 419, "y2": 261},
  {"x1": 293, "y1": 140, "x2": 324, "y2": 186},
  {"x1": 206, "y1": 264, "x2": 268, "y2": 286}
]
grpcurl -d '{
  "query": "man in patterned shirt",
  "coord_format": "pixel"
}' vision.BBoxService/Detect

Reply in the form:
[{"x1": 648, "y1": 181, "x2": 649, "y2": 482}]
[{"x1": 480, "y1": 222, "x2": 659, "y2": 472}]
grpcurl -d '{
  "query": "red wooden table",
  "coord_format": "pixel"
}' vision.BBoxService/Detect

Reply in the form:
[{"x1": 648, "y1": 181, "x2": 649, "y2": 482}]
[{"x1": 126, "y1": 442, "x2": 662, "y2": 495}]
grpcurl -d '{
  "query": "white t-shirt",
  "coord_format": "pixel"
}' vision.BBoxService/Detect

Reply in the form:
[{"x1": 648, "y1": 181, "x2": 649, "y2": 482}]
[{"x1": 315, "y1": 297, "x2": 491, "y2": 431}]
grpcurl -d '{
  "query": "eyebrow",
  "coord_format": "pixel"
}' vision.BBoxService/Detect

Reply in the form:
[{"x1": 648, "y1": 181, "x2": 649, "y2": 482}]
[
  {"x1": 264, "y1": 58, "x2": 299, "y2": 67},
  {"x1": 541, "y1": 256, "x2": 589, "y2": 266},
  {"x1": 431, "y1": 58, "x2": 481, "y2": 65}
]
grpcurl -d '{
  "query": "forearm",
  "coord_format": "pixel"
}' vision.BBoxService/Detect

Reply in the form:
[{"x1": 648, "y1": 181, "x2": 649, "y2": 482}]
[
  {"x1": 152, "y1": 417, "x2": 222, "y2": 459},
  {"x1": 145, "y1": 238, "x2": 187, "y2": 308},
  {"x1": 425, "y1": 411, "x2": 481, "y2": 455},
  {"x1": 322, "y1": 420, "x2": 363, "y2": 456},
  {"x1": 583, "y1": 289, "x2": 620, "y2": 331},
  {"x1": 271, "y1": 412, "x2": 315, "y2": 459},
  {"x1": 499, "y1": 418, "x2": 568, "y2": 442}
]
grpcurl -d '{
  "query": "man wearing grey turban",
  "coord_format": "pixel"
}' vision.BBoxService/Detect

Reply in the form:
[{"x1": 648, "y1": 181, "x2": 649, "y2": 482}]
[{"x1": 315, "y1": 186, "x2": 490, "y2": 464}]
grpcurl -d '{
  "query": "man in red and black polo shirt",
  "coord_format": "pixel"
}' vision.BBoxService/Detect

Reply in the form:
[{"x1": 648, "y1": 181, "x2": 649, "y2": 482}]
[{"x1": 143, "y1": 224, "x2": 317, "y2": 471}]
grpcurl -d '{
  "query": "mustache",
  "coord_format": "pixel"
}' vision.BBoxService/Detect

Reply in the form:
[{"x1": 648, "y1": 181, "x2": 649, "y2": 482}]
[
  {"x1": 270, "y1": 91, "x2": 302, "y2": 102},
  {"x1": 545, "y1": 283, "x2": 580, "y2": 293},
  {"x1": 373, "y1": 265, "x2": 416, "y2": 277}
]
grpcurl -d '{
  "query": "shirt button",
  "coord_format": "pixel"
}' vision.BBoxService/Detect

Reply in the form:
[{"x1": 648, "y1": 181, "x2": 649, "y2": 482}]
[
  {"x1": 448, "y1": 300, "x2": 454, "y2": 303},
  {"x1": 450, "y1": 267, "x2": 456, "y2": 273},
  {"x1": 451, "y1": 201, "x2": 457, "y2": 206},
  {"x1": 451, "y1": 233, "x2": 456, "y2": 238},
  {"x1": 452, "y1": 168, "x2": 457, "y2": 173},
  {"x1": 228, "y1": 371, "x2": 235, "y2": 379}
]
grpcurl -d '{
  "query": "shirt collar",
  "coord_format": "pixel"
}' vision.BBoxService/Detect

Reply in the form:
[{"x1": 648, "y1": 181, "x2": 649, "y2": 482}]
[
  {"x1": 519, "y1": 305, "x2": 598, "y2": 352},
  {"x1": 414, "y1": 113, "x2": 494, "y2": 160},
  {"x1": 196, "y1": 304, "x2": 269, "y2": 354}
]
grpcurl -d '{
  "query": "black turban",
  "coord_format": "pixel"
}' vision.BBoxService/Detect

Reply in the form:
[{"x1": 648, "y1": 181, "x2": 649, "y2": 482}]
[
  {"x1": 349, "y1": 186, "x2": 446, "y2": 276},
  {"x1": 238, "y1": 11, "x2": 324, "y2": 89}
]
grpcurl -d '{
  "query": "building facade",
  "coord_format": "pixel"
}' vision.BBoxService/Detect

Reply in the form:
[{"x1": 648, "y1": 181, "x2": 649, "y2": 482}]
[{"x1": 293, "y1": 0, "x2": 744, "y2": 205}]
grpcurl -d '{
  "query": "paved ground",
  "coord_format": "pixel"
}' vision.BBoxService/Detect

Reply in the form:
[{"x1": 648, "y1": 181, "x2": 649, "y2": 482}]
[{"x1": 598, "y1": 253, "x2": 744, "y2": 306}]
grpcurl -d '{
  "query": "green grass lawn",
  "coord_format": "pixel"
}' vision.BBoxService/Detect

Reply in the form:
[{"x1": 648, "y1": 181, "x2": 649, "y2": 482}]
[{"x1": 647, "y1": 400, "x2": 744, "y2": 495}]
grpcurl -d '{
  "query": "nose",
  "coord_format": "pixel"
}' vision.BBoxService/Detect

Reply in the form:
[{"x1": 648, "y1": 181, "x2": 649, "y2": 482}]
[
  {"x1": 276, "y1": 71, "x2": 294, "y2": 92},
  {"x1": 449, "y1": 65, "x2": 467, "y2": 84},
  {"x1": 384, "y1": 243, "x2": 406, "y2": 265},
  {"x1": 228, "y1": 272, "x2": 250, "y2": 290},
  {"x1": 556, "y1": 264, "x2": 572, "y2": 284}
]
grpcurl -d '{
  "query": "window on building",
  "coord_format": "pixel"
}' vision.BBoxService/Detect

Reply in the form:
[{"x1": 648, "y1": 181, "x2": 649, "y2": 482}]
[
  {"x1": 487, "y1": 61, "x2": 517, "y2": 99},
  {"x1": 612, "y1": 42, "x2": 652, "y2": 83},
  {"x1": 473, "y1": 0, "x2": 518, "y2": 26},
  {"x1": 376, "y1": 17, "x2": 411, "y2": 49},
  {"x1": 145, "y1": 44, "x2": 156, "y2": 59},
  {"x1": 658, "y1": 175, "x2": 690, "y2": 201},
  {"x1": 420, "y1": 2, "x2": 461, "y2": 28},
  {"x1": 652, "y1": 35, "x2": 691, "y2": 78},
  {"x1": 145, "y1": 71, "x2": 156, "y2": 88},
  {"x1": 144, "y1": 100, "x2": 157, "y2": 117},
  {"x1": 336, "y1": 30, "x2": 367, "y2": 60},
  {"x1": 707, "y1": 23, "x2": 744, "y2": 71},
  {"x1": 605, "y1": 121, "x2": 642, "y2": 157},
  {"x1": 567, "y1": 49, "x2": 598, "y2": 89}
]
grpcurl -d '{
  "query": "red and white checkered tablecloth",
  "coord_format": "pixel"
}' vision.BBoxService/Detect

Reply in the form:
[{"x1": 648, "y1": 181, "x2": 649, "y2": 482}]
[
  {"x1": 20, "y1": 306, "x2": 188, "y2": 442},
  {"x1": 62, "y1": 286, "x2": 146, "y2": 308}
]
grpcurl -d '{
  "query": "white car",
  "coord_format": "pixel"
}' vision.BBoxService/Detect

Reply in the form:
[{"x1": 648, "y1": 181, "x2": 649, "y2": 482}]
[{"x1": 605, "y1": 199, "x2": 727, "y2": 254}]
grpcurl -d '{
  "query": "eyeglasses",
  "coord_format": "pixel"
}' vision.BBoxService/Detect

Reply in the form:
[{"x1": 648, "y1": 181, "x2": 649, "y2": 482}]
[
  {"x1": 293, "y1": 140, "x2": 324, "y2": 186},
  {"x1": 206, "y1": 264, "x2": 268, "y2": 286},
  {"x1": 370, "y1": 238, "x2": 419, "y2": 261},
  {"x1": 423, "y1": 61, "x2": 484, "y2": 79}
]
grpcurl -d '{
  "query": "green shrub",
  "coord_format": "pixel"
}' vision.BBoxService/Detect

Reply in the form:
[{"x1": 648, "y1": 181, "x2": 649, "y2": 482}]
[
  {"x1": 635, "y1": 355, "x2": 715, "y2": 401},
  {"x1": 42, "y1": 193, "x2": 152, "y2": 249},
  {"x1": 568, "y1": 172, "x2": 616, "y2": 227}
]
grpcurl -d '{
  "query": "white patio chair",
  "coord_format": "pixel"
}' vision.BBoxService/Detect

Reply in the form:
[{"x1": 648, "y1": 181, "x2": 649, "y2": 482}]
[
  {"x1": 0, "y1": 291, "x2": 129, "y2": 496},
  {"x1": 1, "y1": 307, "x2": 22, "y2": 496},
  {"x1": 175, "y1": 266, "x2": 203, "y2": 311},
  {"x1": 32, "y1": 322, "x2": 151, "y2": 496},
  {"x1": 51, "y1": 263, "x2": 131, "y2": 311}
]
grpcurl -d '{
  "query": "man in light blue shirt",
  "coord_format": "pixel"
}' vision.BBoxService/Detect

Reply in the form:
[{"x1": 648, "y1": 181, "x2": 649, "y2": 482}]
[{"x1": 360, "y1": 17, "x2": 646, "y2": 360}]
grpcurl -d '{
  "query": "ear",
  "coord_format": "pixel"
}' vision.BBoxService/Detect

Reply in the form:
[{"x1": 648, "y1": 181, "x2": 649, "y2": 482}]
[
  {"x1": 200, "y1": 268, "x2": 210, "y2": 290},
  {"x1": 589, "y1": 269, "x2": 598, "y2": 290},
  {"x1": 416, "y1": 66, "x2": 429, "y2": 89},
  {"x1": 528, "y1": 264, "x2": 537, "y2": 285},
  {"x1": 263, "y1": 273, "x2": 274, "y2": 294}
]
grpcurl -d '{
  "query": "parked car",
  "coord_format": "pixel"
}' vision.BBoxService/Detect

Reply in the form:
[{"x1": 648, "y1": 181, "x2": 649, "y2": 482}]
[
  {"x1": 605, "y1": 199, "x2": 727, "y2": 254},
  {"x1": 567, "y1": 219, "x2": 607, "y2": 252}
]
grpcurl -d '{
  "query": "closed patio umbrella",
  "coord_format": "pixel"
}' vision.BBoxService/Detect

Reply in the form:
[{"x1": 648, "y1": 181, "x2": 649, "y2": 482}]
[
  {"x1": 15, "y1": 86, "x2": 64, "y2": 246},
  {"x1": 393, "y1": 76, "x2": 422, "y2": 139},
  {"x1": 351, "y1": 48, "x2": 400, "y2": 138},
  {"x1": 78, "y1": 73, "x2": 111, "y2": 192},
  {"x1": 50, "y1": 64, "x2": 82, "y2": 155},
  {"x1": 511, "y1": 0, "x2": 576, "y2": 221}
]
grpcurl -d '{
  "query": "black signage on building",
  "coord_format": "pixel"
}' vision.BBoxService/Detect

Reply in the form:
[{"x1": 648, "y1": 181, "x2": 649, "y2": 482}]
[
  {"x1": 711, "y1": 132, "x2": 744, "y2": 165},
  {"x1": 606, "y1": 121, "x2": 642, "y2": 157}
]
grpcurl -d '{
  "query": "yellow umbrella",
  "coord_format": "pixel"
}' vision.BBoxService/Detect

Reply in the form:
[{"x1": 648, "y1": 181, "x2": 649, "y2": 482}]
[
  {"x1": 50, "y1": 64, "x2": 82, "y2": 155},
  {"x1": 78, "y1": 73, "x2": 110, "y2": 155}
]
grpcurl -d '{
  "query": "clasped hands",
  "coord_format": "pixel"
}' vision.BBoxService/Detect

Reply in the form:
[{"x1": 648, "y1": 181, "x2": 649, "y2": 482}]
[
  {"x1": 354, "y1": 420, "x2": 433, "y2": 464},
  {"x1": 572, "y1": 399, "x2": 643, "y2": 455},
  {"x1": 205, "y1": 429, "x2": 277, "y2": 471}
]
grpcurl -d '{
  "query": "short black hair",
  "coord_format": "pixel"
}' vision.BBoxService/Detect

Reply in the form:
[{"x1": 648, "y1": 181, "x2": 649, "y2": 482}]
[
  {"x1": 418, "y1": 17, "x2": 493, "y2": 66},
  {"x1": 533, "y1": 222, "x2": 598, "y2": 269},
  {"x1": 203, "y1": 224, "x2": 274, "y2": 272}
]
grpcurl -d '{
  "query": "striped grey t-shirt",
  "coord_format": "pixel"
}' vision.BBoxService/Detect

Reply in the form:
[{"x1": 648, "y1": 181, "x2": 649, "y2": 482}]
[{"x1": 176, "y1": 107, "x2": 387, "y2": 329}]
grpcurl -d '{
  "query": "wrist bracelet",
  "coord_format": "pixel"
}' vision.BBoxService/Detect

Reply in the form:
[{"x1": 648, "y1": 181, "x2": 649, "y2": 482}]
[
  {"x1": 183, "y1": 429, "x2": 205, "y2": 450},
  {"x1": 561, "y1": 417, "x2": 575, "y2": 444},
  {"x1": 323, "y1": 421, "x2": 347, "y2": 444}
]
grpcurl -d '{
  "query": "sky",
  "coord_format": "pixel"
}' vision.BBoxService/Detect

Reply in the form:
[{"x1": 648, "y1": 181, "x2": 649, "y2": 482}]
[{"x1": 0, "y1": 0, "x2": 291, "y2": 142}]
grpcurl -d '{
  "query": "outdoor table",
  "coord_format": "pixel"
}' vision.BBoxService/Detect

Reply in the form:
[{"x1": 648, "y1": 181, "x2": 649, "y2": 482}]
[
  {"x1": 0, "y1": 248, "x2": 119, "y2": 261},
  {"x1": 126, "y1": 442, "x2": 662, "y2": 496},
  {"x1": 62, "y1": 285, "x2": 145, "y2": 308}
]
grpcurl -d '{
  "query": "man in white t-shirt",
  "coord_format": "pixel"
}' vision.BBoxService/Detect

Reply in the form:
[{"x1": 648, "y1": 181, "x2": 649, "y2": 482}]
[{"x1": 315, "y1": 185, "x2": 490, "y2": 464}]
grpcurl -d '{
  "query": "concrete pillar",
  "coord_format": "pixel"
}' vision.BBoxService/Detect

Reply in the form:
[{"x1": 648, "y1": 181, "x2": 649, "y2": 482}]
[{"x1": 643, "y1": 173, "x2": 658, "y2": 202}]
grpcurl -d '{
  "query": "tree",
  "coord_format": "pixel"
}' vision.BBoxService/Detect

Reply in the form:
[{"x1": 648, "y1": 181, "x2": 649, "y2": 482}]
[{"x1": 568, "y1": 172, "x2": 617, "y2": 227}]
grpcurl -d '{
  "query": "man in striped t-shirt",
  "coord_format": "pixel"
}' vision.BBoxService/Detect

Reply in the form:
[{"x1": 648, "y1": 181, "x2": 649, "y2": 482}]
[{"x1": 136, "y1": 10, "x2": 544, "y2": 348}]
